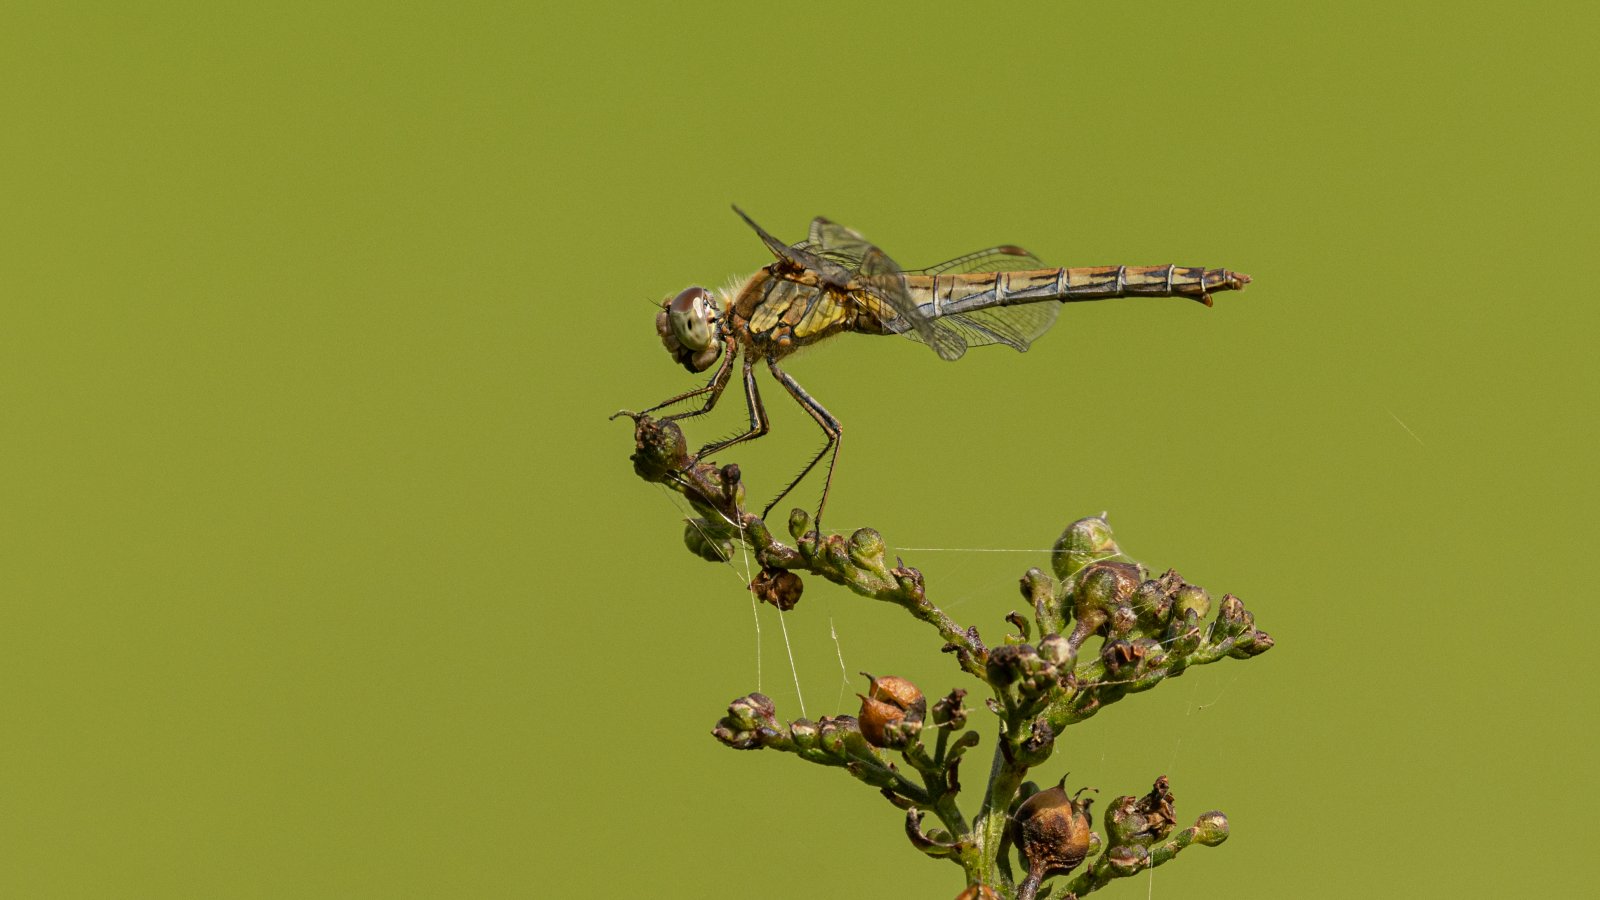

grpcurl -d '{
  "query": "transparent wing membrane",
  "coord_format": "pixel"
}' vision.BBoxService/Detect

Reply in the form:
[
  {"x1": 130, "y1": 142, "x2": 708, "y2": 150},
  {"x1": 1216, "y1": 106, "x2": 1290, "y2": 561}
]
[
  {"x1": 910, "y1": 245, "x2": 1045, "y2": 276},
  {"x1": 802, "y1": 216, "x2": 878, "y2": 266},
  {"x1": 856, "y1": 244, "x2": 951, "y2": 355},
  {"x1": 908, "y1": 245, "x2": 1061, "y2": 359},
  {"x1": 909, "y1": 303, "x2": 1061, "y2": 356}
]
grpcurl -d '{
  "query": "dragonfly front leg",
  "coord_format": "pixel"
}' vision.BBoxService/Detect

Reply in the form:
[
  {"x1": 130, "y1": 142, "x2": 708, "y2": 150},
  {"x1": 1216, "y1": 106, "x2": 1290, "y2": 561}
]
[
  {"x1": 693, "y1": 356, "x2": 770, "y2": 460},
  {"x1": 763, "y1": 358, "x2": 841, "y2": 532},
  {"x1": 629, "y1": 348, "x2": 737, "y2": 422}
]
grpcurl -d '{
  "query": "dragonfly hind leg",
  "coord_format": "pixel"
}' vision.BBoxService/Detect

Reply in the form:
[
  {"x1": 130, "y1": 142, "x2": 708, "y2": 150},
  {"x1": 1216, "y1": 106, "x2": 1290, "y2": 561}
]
[{"x1": 763, "y1": 359, "x2": 841, "y2": 533}]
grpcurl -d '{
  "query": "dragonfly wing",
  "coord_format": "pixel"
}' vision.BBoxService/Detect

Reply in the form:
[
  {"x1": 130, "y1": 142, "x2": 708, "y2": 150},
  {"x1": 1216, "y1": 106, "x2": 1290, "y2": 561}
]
[
  {"x1": 909, "y1": 245, "x2": 1047, "y2": 276},
  {"x1": 919, "y1": 304, "x2": 1061, "y2": 353},
  {"x1": 803, "y1": 216, "x2": 878, "y2": 267},
  {"x1": 734, "y1": 205, "x2": 798, "y2": 263},
  {"x1": 849, "y1": 236, "x2": 1066, "y2": 360},
  {"x1": 734, "y1": 205, "x2": 853, "y2": 285},
  {"x1": 907, "y1": 245, "x2": 1063, "y2": 356},
  {"x1": 803, "y1": 218, "x2": 947, "y2": 345},
  {"x1": 857, "y1": 245, "x2": 969, "y2": 359}
]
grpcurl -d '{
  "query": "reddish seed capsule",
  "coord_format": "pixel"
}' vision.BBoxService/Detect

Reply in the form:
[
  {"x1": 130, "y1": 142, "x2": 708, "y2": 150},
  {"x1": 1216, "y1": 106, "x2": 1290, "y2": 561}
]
[
  {"x1": 857, "y1": 673, "x2": 924, "y2": 748},
  {"x1": 866, "y1": 674, "x2": 923, "y2": 710}
]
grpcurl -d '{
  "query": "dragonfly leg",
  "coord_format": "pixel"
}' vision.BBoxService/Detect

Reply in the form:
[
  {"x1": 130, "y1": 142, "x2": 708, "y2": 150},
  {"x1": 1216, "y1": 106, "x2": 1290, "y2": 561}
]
[
  {"x1": 763, "y1": 359, "x2": 841, "y2": 533},
  {"x1": 633, "y1": 348, "x2": 737, "y2": 421},
  {"x1": 693, "y1": 356, "x2": 769, "y2": 459}
]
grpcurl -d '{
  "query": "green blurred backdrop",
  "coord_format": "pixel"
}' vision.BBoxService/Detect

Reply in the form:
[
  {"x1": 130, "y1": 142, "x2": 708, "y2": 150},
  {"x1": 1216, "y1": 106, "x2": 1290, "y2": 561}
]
[{"x1": 4, "y1": 2, "x2": 1595, "y2": 897}]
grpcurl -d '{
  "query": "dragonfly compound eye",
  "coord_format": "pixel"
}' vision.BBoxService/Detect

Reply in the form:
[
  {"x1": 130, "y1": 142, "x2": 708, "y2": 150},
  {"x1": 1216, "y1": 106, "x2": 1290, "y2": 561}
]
[
  {"x1": 667, "y1": 286, "x2": 717, "y2": 352},
  {"x1": 658, "y1": 286, "x2": 724, "y2": 373}
]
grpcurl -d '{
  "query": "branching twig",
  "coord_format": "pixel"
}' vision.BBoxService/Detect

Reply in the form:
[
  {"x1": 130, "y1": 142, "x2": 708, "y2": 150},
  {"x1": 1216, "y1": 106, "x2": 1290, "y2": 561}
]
[{"x1": 619, "y1": 413, "x2": 1273, "y2": 899}]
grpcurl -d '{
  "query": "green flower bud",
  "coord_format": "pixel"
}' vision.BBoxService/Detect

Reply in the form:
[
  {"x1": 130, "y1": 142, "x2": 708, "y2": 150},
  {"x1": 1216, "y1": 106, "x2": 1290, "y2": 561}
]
[
  {"x1": 1037, "y1": 634, "x2": 1073, "y2": 668},
  {"x1": 1227, "y1": 626, "x2": 1274, "y2": 659},
  {"x1": 788, "y1": 507, "x2": 810, "y2": 541},
  {"x1": 1193, "y1": 811, "x2": 1230, "y2": 846},
  {"x1": 1106, "y1": 777, "x2": 1176, "y2": 847},
  {"x1": 1216, "y1": 593, "x2": 1248, "y2": 630},
  {"x1": 1105, "y1": 795, "x2": 1145, "y2": 845},
  {"x1": 712, "y1": 692, "x2": 778, "y2": 749},
  {"x1": 1062, "y1": 560, "x2": 1147, "y2": 653},
  {"x1": 1079, "y1": 561, "x2": 1142, "y2": 610},
  {"x1": 1133, "y1": 579, "x2": 1172, "y2": 626},
  {"x1": 727, "y1": 692, "x2": 775, "y2": 730},
  {"x1": 848, "y1": 527, "x2": 886, "y2": 565},
  {"x1": 683, "y1": 520, "x2": 734, "y2": 562},
  {"x1": 1051, "y1": 515, "x2": 1123, "y2": 580},
  {"x1": 1105, "y1": 843, "x2": 1147, "y2": 876},
  {"x1": 1244, "y1": 631, "x2": 1275, "y2": 657},
  {"x1": 1174, "y1": 584, "x2": 1211, "y2": 619},
  {"x1": 986, "y1": 643, "x2": 1040, "y2": 688},
  {"x1": 816, "y1": 715, "x2": 858, "y2": 755},
  {"x1": 1018, "y1": 719, "x2": 1056, "y2": 762},
  {"x1": 840, "y1": 723, "x2": 878, "y2": 757},
  {"x1": 1020, "y1": 567, "x2": 1055, "y2": 601},
  {"x1": 1167, "y1": 609, "x2": 1203, "y2": 656},
  {"x1": 1109, "y1": 604, "x2": 1139, "y2": 638},
  {"x1": 1131, "y1": 638, "x2": 1164, "y2": 669},
  {"x1": 1015, "y1": 652, "x2": 1060, "y2": 700},
  {"x1": 627, "y1": 415, "x2": 690, "y2": 481},
  {"x1": 789, "y1": 718, "x2": 819, "y2": 750}
]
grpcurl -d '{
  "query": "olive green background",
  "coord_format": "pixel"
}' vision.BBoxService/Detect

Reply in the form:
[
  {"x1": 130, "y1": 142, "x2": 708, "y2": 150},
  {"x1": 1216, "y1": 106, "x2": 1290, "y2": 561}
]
[{"x1": 4, "y1": 2, "x2": 1595, "y2": 897}]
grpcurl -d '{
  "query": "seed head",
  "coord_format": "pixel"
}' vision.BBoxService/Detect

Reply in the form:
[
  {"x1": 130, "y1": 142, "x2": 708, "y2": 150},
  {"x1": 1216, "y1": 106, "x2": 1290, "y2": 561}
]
[
  {"x1": 749, "y1": 567, "x2": 803, "y2": 610},
  {"x1": 856, "y1": 673, "x2": 925, "y2": 748},
  {"x1": 1012, "y1": 778, "x2": 1096, "y2": 882}
]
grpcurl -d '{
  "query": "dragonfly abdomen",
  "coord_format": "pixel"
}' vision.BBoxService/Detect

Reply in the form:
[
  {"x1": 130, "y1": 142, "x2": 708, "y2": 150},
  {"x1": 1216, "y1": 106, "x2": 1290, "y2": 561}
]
[
  {"x1": 1054, "y1": 265, "x2": 1249, "y2": 306},
  {"x1": 916, "y1": 266, "x2": 1250, "y2": 317}
]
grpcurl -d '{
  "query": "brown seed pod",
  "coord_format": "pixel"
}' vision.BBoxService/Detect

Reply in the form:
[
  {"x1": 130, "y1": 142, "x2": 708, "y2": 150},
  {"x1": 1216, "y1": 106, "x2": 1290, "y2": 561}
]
[
  {"x1": 866, "y1": 674, "x2": 923, "y2": 710},
  {"x1": 1012, "y1": 778, "x2": 1096, "y2": 891},
  {"x1": 749, "y1": 567, "x2": 803, "y2": 610},
  {"x1": 857, "y1": 693, "x2": 903, "y2": 747},
  {"x1": 857, "y1": 673, "x2": 925, "y2": 748}
]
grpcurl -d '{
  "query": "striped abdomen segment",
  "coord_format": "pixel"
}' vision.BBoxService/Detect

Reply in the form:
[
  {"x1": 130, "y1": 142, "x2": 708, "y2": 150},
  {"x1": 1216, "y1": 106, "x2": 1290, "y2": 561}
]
[{"x1": 906, "y1": 265, "x2": 1251, "y2": 314}]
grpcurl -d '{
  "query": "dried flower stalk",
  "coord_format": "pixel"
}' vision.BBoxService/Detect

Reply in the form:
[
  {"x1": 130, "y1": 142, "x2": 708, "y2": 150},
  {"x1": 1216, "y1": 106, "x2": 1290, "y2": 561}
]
[{"x1": 621, "y1": 413, "x2": 1273, "y2": 898}]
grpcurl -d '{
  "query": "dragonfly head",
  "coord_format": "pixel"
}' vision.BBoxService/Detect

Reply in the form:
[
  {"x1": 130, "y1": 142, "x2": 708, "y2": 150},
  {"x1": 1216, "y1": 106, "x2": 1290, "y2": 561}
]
[{"x1": 656, "y1": 286, "x2": 726, "y2": 373}]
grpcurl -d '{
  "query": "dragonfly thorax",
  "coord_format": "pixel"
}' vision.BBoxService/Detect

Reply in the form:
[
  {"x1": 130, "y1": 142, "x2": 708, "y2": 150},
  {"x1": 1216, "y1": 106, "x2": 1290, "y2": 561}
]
[{"x1": 656, "y1": 286, "x2": 727, "y2": 373}]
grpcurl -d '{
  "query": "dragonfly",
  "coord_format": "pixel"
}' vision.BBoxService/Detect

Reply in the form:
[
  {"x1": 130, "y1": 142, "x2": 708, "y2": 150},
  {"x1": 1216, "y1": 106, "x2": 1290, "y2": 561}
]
[{"x1": 627, "y1": 206, "x2": 1251, "y2": 531}]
